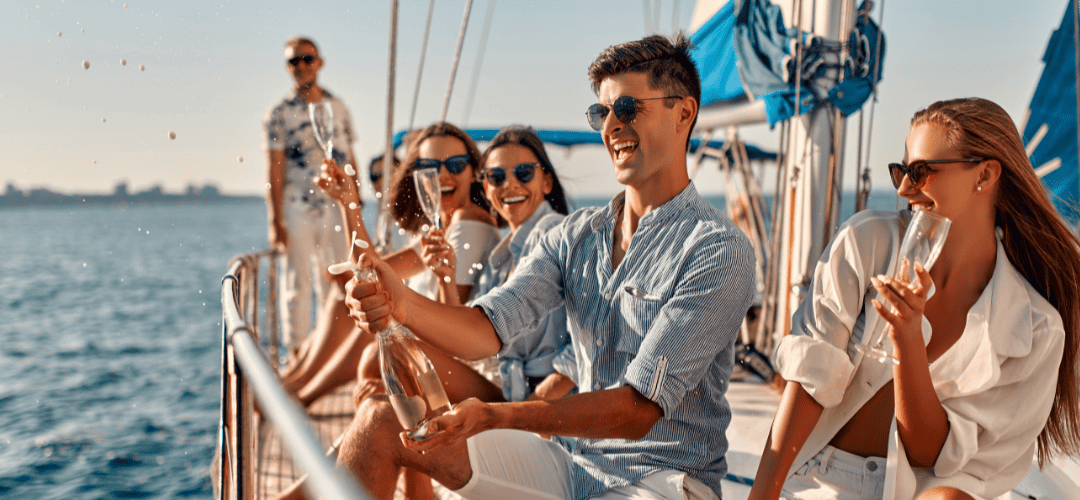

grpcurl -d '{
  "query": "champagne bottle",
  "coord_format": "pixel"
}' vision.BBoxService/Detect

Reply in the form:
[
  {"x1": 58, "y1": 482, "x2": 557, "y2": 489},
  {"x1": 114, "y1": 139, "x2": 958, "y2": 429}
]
[
  {"x1": 378, "y1": 319, "x2": 451, "y2": 440},
  {"x1": 329, "y1": 251, "x2": 451, "y2": 441}
]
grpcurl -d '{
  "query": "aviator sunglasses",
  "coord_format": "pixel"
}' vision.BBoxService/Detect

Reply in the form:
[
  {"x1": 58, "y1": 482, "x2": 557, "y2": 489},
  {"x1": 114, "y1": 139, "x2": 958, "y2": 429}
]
[
  {"x1": 287, "y1": 54, "x2": 316, "y2": 66},
  {"x1": 481, "y1": 163, "x2": 541, "y2": 188},
  {"x1": 887, "y1": 158, "x2": 984, "y2": 189},
  {"x1": 586, "y1": 95, "x2": 682, "y2": 131},
  {"x1": 413, "y1": 154, "x2": 473, "y2": 175}
]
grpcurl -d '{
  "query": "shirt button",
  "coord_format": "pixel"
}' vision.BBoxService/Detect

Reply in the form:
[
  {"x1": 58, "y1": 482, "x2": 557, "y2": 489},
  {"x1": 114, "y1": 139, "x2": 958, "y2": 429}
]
[
  {"x1": 604, "y1": 293, "x2": 611, "y2": 300},
  {"x1": 593, "y1": 382, "x2": 601, "y2": 390},
  {"x1": 595, "y1": 339, "x2": 602, "y2": 346},
  {"x1": 866, "y1": 461, "x2": 878, "y2": 472}
]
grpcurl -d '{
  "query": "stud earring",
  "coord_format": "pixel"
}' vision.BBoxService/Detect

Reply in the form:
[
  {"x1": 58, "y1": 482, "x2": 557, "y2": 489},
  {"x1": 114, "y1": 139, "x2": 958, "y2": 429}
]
[{"x1": 977, "y1": 186, "x2": 983, "y2": 192}]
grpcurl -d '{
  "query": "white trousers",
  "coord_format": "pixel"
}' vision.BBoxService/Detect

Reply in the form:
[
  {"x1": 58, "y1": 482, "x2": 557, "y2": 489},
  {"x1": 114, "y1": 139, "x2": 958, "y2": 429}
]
[
  {"x1": 279, "y1": 192, "x2": 347, "y2": 347},
  {"x1": 455, "y1": 429, "x2": 719, "y2": 500},
  {"x1": 781, "y1": 446, "x2": 886, "y2": 500}
]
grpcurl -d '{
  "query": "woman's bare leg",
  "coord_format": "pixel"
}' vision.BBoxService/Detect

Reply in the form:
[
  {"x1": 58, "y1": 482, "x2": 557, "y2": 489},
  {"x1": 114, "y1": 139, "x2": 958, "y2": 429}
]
[{"x1": 281, "y1": 292, "x2": 355, "y2": 398}]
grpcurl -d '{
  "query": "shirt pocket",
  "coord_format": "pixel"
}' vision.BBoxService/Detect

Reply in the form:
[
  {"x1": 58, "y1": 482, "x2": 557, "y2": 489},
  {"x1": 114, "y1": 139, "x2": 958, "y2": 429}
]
[{"x1": 616, "y1": 281, "x2": 669, "y2": 355}]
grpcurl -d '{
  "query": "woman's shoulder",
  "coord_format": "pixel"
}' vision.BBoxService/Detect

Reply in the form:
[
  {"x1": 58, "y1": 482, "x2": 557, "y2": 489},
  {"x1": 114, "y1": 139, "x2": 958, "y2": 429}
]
[{"x1": 450, "y1": 204, "x2": 497, "y2": 227}]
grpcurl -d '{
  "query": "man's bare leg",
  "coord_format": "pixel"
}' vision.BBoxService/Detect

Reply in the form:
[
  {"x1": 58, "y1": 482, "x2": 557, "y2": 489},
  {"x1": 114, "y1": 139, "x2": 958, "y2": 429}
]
[{"x1": 337, "y1": 395, "x2": 473, "y2": 500}]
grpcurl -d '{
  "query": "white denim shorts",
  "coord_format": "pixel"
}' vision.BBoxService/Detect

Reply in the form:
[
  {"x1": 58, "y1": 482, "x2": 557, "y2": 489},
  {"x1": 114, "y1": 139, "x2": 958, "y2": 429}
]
[
  {"x1": 780, "y1": 445, "x2": 886, "y2": 500},
  {"x1": 454, "y1": 429, "x2": 718, "y2": 500}
]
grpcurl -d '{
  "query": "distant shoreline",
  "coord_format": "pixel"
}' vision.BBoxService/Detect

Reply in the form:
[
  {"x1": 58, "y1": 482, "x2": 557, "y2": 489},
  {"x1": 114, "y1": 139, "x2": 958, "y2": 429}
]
[{"x1": 0, "y1": 184, "x2": 262, "y2": 209}]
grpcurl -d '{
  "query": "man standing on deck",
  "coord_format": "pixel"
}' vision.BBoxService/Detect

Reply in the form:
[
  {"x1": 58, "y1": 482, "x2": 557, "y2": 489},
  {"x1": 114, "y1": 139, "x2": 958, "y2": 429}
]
[
  {"x1": 340, "y1": 34, "x2": 754, "y2": 500},
  {"x1": 264, "y1": 37, "x2": 358, "y2": 350}
]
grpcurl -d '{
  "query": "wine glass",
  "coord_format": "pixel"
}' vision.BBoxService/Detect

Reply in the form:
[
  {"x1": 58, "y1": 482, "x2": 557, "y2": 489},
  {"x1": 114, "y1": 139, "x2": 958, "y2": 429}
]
[
  {"x1": 856, "y1": 208, "x2": 952, "y2": 365},
  {"x1": 308, "y1": 101, "x2": 334, "y2": 159},
  {"x1": 412, "y1": 168, "x2": 443, "y2": 230}
]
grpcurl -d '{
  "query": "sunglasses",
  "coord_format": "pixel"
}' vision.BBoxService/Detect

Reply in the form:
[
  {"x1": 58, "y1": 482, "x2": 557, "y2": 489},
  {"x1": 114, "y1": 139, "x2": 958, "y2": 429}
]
[
  {"x1": 413, "y1": 154, "x2": 473, "y2": 175},
  {"x1": 287, "y1": 54, "x2": 316, "y2": 66},
  {"x1": 586, "y1": 95, "x2": 682, "y2": 131},
  {"x1": 887, "y1": 158, "x2": 984, "y2": 189},
  {"x1": 481, "y1": 163, "x2": 541, "y2": 188}
]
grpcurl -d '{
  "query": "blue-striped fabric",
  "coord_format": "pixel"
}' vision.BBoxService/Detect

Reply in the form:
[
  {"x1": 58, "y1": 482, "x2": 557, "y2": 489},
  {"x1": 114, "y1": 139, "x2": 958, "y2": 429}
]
[{"x1": 473, "y1": 183, "x2": 756, "y2": 499}]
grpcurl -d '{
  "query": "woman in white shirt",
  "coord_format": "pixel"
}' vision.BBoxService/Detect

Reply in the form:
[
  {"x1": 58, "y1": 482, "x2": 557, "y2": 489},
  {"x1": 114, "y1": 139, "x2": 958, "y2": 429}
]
[{"x1": 749, "y1": 97, "x2": 1080, "y2": 500}]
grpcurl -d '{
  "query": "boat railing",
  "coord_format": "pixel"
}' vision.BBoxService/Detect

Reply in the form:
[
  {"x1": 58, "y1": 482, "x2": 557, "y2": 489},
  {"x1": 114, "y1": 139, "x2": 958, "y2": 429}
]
[{"x1": 218, "y1": 250, "x2": 370, "y2": 500}]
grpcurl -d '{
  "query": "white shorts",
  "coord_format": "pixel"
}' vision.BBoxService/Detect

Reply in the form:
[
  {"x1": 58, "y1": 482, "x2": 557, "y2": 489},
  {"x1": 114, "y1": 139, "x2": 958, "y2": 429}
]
[
  {"x1": 780, "y1": 446, "x2": 886, "y2": 500},
  {"x1": 454, "y1": 429, "x2": 719, "y2": 500}
]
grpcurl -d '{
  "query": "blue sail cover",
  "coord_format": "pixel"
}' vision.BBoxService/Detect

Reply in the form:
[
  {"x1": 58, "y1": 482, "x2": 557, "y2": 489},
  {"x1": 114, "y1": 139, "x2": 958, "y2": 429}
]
[
  {"x1": 733, "y1": 0, "x2": 885, "y2": 126},
  {"x1": 392, "y1": 129, "x2": 777, "y2": 161},
  {"x1": 689, "y1": 1, "x2": 748, "y2": 106},
  {"x1": 1023, "y1": 1, "x2": 1080, "y2": 223}
]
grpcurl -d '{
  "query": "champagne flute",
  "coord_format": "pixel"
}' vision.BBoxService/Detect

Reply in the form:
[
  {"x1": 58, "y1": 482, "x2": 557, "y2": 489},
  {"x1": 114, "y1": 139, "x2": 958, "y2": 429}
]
[
  {"x1": 412, "y1": 168, "x2": 443, "y2": 230},
  {"x1": 856, "y1": 208, "x2": 951, "y2": 365},
  {"x1": 308, "y1": 101, "x2": 334, "y2": 160}
]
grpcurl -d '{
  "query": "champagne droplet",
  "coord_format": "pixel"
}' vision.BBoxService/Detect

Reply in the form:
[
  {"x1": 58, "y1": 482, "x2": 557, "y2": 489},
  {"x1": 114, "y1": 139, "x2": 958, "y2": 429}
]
[
  {"x1": 237, "y1": 156, "x2": 243, "y2": 162},
  {"x1": 334, "y1": 225, "x2": 342, "y2": 232},
  {"x1": 57, "y1": 31, "x2": 62, "y2": 37},
  {"x1": 167, "y1": 131, "x2": 176, "y2": 140},
  {"x1": 82, "y1": 60, "x2": 90, "y2": 69},
  {"x1": 348, "y1": 202, "x2": 357, "y2": 210},
  {"x1": 120, "y1": 59, "x2": 127, "y2": 66},
  {"x1": 139, "y1": 64, "x2": 145, "y2": 71},
  {"x1": 344, "y1": 164, "x2": 356, "y2": 176}
]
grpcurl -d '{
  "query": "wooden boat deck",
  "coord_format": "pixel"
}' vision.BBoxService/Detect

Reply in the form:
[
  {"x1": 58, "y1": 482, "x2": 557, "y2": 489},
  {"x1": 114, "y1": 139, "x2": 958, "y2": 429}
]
[
  {"x1": 256, "y1": 384, "x2": 356, "y2": 500},
  {"x1": 252, "y1": 371, "x2": 781, "y2": 500},
  {"x1": 250, "y1": 373, "x2": 1079, "y2": 500}
]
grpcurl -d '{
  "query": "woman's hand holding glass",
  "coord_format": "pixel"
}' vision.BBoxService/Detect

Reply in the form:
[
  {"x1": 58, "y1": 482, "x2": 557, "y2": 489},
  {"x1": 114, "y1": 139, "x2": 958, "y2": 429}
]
[
  {"x1": 420, "y1": 228, "x2": 456, "y2": 284},
  {"x1": 870, "y1": 260, "x2": 933, "y2": 363},
  {"x1": 315, "y1": 158, "x2": 360, "y2": 209}
]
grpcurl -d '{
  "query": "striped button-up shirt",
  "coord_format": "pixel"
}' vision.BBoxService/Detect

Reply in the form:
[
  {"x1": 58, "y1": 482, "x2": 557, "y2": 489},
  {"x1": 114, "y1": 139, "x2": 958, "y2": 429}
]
[{"x1": 473, "y1": 183, "x2": 755, "y2": 499}]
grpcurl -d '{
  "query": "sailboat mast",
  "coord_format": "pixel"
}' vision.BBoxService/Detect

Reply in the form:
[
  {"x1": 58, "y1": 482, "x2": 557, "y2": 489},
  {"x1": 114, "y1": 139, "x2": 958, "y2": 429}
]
[
  {"x1": 772, "y1": 0, "x2": 857, "y2": 343},
  {"x1": 380, "y1": 0, "x2": 400, "y2": 251}
]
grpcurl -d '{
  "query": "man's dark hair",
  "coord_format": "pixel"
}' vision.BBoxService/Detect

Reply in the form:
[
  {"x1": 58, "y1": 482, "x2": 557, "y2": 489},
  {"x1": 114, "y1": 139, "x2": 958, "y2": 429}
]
[{"x1": 587, "y1": 33, "x2": 701, "y2": 150}]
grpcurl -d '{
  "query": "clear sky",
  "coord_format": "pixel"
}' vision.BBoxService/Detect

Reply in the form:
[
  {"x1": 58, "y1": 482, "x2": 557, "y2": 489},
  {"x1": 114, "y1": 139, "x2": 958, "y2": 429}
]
[{"x1": 0, "y1": 0, "x2": 1069, "y2": 200}]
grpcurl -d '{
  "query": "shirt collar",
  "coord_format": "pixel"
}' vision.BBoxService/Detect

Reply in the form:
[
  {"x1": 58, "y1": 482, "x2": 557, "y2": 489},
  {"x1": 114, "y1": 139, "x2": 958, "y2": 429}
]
[
  {"x1": 590, "y1": 182, "x2": 700, "y2": 231},
  {"x1": 509, "y1": 202, "x2": 557, "y2": 257},
  {"x1": 487, "y1": 202, "x2": 559, "y2": 271},
  {"x1": 287, "y1": 88, "x2": 332, "y2": 104},
  {"x1": 930, "y1": 235, "x2": 1038, "y2": 397}
]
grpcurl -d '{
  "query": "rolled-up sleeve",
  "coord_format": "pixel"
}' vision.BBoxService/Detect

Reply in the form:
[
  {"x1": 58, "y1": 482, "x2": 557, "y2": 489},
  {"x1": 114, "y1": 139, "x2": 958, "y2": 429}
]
[
  {"x1": 775, "y1": 218, "x2": 884, "y2": 408},
  {"x1": 472, "y1": 221, "x2": 566, "y2": 356},
  {"x1": 933, "y1": 313, "x2": 1063, "y2": 483},
  {"x1": 622, "y1": 231, "x2": 755, "y2": 415}
]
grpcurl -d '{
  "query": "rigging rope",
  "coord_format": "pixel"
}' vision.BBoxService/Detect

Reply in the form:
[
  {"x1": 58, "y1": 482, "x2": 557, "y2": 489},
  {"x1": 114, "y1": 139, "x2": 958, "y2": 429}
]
[
  {"x1": 407, "y1": 0, "x2": 437, "y2": 132},
  {"x1": 643, "y1": 0, "x2": 653, "y2": 34},
  {"x1": 654, "y1": 0, "x2": 663, "y2": 34},
  {"x1": 441, "y1": 0, "x2": 475, "y2": 123},
  {"x1": 462, "y1": 0, "x2": 497, "y2": 126},
  {"x1": 671, "y1": 0, "x2": 680, "y2": 37}
]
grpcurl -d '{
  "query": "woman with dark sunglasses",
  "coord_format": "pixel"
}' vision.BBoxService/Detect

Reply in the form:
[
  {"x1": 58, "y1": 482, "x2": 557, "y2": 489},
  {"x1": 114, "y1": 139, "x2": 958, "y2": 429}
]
[
  {"x1": 749, "y1": 98, "x2": 1080, "y2": 500},
  {"x1": 388, "y1": 122, "x2": 503, "y2": 305}
]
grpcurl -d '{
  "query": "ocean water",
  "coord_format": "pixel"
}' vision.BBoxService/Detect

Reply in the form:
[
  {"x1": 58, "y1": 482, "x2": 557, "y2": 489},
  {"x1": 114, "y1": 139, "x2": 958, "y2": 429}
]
[
  {"x1": 0, "y1": 191, "x2": 902, "y2": 499},
  {"x1": 0, "y1": 202, "x2": 266, "y2": 499}
]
